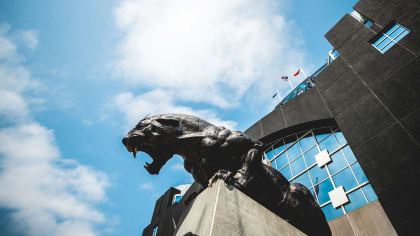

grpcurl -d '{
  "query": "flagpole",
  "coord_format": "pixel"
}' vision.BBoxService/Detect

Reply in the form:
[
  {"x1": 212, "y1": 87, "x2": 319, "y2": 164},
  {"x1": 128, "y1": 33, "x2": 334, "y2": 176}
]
[
  {"x1": 287, "y1": 78, "x2": 293, "y2": 90},
  {"x1": 276, "y1": 90, "x2": 282, "y2": 103},
  {"x1": 301, "y1": 68, "x2": 308, "y2": 79}
]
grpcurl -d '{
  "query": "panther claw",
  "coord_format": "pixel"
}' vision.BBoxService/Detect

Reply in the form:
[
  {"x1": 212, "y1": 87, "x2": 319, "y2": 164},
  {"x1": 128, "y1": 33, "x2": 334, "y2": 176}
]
[{"x1": 208, "y1": 170, "x2": 233, "y2": 187}]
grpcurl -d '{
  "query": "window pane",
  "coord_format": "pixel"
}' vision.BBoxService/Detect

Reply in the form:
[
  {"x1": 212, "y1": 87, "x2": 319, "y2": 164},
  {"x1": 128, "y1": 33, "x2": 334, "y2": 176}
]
[
  {"x1": 388, "y1": 25, "x2": 404, "y2": 39},
  {"x1": 351, "y1": 163, "x2": 368, "y2": 184},
  {"x1": 362, "y1": 184, "x2": 378, "y2": 202},
  {"x1": 291, "y1": 156, "x2": 306, "y2": 176},
  {"x1": 309, "y1": 166, "x2": 329, "y2": 185},
  {"x1": 385, "y1": 23, "x2": 399, "y2": 35},
  {"x1": 300, "y1": 135, "x2": 316, "y2": 152},
  {"x1": 381, "y1": 40, "x2": 396, "y2": 53},
  {"x1": 272, "y1": 144, "x2": 285, "y2": 158},
  {"x1": 344, "y1": 189, "x2": 366, "y2": 212},
  {"x1": 310, "y1": 188, "x2": 318, "y2": 203},
  {"x1": 333, "y1": 168, "x2": 358, "y2": 191},
  {"x1": 295, "y1": 172, "x2": 312, "y2": 189},
  {"x1": 317, "y1": 179, "x2": 334, "y2": 204},
  {"x1": 275, "y1": 153, "x2": 288, "y2": 170},
  {"x1": 265, "y1": 150, "x2": 274, "y2": 159},
  {"x1": 395, "y1": 28, "x2": 410, "y2": 41},
  {"x1": 374, "y1": 34, "x2": 388, "y2": 47},
  {"x1": 315, "y1": 133, "x2": 330, "y2": 143},
  {"x1": 322, "y1": 203, "x2": 344, "y2": 221},
  {"x1": 334, "y1": 132, "x2": 347, "y2": 146},
  {"x1": 280, "y1": 165, "x2": 292, "y2": 180},
  {"x1": 342, "y1": 146, "x2": 357, "y2": 163},
  {"x1": 328, "y1": 151, "x2": 348, "y2": 175},
  {"x1": 287, "y1": 143, "x2": 302, "y2": 160},
  {"x1": 319, "y1": 134, "x2": 339, "y2": 153},
  {"x1": 304, "y1": 146, "x2": 319, "y2": 166}
]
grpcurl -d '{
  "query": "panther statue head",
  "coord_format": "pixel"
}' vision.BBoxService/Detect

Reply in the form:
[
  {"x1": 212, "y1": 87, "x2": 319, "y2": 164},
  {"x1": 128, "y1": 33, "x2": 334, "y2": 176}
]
[{"x1": 122, "y1": 114, "x2": 183, "y2": 175}]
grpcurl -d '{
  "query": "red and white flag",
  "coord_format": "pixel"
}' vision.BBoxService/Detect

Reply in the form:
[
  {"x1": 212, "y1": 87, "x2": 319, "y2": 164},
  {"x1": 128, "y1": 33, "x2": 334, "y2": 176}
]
[{"x1": 294, "y1": 68, "x2": 301, "y2": 77}]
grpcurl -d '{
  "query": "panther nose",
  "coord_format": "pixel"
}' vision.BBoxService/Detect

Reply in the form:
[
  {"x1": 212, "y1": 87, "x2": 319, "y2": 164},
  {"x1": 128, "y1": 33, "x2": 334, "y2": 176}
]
[{"x1": 122, "y1": 136, "x2": 128, "y2": 146}]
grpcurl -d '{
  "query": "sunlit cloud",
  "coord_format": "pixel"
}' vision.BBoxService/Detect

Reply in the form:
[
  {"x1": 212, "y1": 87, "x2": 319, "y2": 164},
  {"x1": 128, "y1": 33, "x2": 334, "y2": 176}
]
[{"x1": 0, "y1": 23, "x2": 110, "y2": 236}]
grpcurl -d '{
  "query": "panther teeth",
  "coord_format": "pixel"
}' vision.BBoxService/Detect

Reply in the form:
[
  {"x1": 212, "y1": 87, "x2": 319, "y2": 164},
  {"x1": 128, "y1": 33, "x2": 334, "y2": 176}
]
[{"x1": 133, "y1": 151, "x2": 136, "y2": 158}]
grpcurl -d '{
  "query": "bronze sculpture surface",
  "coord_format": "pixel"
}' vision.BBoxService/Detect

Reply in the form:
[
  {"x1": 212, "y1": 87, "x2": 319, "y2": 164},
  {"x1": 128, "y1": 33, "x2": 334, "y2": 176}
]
[{"x1": 122, "y1": 113, "x2": 331, "y2": 235}]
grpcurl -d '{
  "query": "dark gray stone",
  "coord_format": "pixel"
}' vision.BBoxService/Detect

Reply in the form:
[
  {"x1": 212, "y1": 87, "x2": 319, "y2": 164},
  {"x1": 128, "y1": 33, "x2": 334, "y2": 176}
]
[
  {"x1": 282, "y1": 88, "x2": 333, "y2": 128},
  {"x1": 122, "y1": 114, "x2": 331, "y2": 236},
  {"x1": 259, "y1": 107, "x2": 287, "y2": 138},
  {"x1": 244, "y1": 121, "x2": 263, "y2": 140},
  {"x1": 400, "y1": 107, "x2": 420, "y2": 146},
  {"x1": 321, "y1": 70, "x2": 370, "y2": 116},
  {"x1": 372, "y1": 56, "x2": 420, "y2": 119},
  {"x1": 315, "y1": 57, "x2": 350, "y2": 93},
  {"x1": 325, "y1": 14, "x2": 364, "y2": 50},
  {"x1": 334, "y1": 93, "x2": 395, "y2": 147}
]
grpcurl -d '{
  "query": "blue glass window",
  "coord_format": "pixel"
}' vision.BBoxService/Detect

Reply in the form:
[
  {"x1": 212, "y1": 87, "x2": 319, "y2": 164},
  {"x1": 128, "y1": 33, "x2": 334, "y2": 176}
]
[
  {"x1": 309, "y1": 166, "x2": 328, "y2": 185},
  {"x1": 275, "y1": 152, "x2": 288, "y2": 170},
  {"x1": 362, "y1": 184, "x2": 378, "y2": 202},
  {"x1": 317, "y1": 179, "x2": 334, "y2": 204},
  {"x1": 333, "y1": 168, "x2": 358, "y2": 191},
  {"x1": 328, "y1": 151, "x2": 348, "y2": 175},
  {"x1": 344, "y1": 189, "x2": 366, "y2": 212},
  {"x1": 295, "y1": 172, "x2": 312, "y2": 189},
  {"x1": 334, "y1": 132, "x2": 347, "y2": 146},
  {"x1": 372, "y1": 23, "x2": 410, "y2": 53},
  {"x1": 319, "y1": 134, "x2": 339, "y2": 153},
  {"x1": 351, "y1": 163, "x2": 368, "y2": 184},
  {"x1": 291, "y1": 156, "x2": 306, "y2": 176},
  {"x1": 287, "y1": 142, "x2": 302, "y2": 160},
  {"x1": 280, "y1": 165, "x2": 292, "y2": 180},
  {"x1": 342, "y1": 145, "x2": 357, "y2": 164},
  {"x1": 265, "y1": 127, "x2": 375, "y2": 222},
  {"x1": 300, "y1": 135, "x2": 316, "y2": 152},
  {"x1": 304, "y1": 146, "x2": 319, "y2": 166},
  {"x1": 322, "y1": 203, "x2": 344, "y2": 221}
]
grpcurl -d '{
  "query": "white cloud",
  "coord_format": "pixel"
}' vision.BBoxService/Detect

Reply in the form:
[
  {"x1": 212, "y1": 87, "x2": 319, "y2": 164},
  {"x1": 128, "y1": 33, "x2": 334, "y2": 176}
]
[
  {"x1": 109, "y1": 89, "x2": 237, "y2": 130},
  {"x1": 18, "y1": 30, "x2": 39, "y2": 50},
  {"x1": 139, "y1": 182, "x2": 154, "y2": 190},
  {"x1": 0, "y1": 24, "x2": 110, "y2": 236},
  {"x1": 171, "y1": 162, "x2": 184, "y2": 171},
  {"x1": 113, "y1": 0, "x2": 307, "y2": 109}
]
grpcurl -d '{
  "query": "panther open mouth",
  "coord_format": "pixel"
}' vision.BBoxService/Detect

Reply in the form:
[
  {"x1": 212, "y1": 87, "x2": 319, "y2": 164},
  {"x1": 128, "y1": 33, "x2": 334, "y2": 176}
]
[{"x1": 122, "y1": 136, "x2": 170, "y2": 175}]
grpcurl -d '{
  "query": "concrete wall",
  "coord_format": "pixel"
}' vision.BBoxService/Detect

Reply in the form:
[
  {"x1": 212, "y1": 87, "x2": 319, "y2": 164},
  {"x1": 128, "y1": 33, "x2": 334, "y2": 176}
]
[
  {"x1": 329, "y1": 201, "x2": 397, "y2": 236},
  {"x1": 245, "y1": 0, "x2": 420, "y2": 234}
]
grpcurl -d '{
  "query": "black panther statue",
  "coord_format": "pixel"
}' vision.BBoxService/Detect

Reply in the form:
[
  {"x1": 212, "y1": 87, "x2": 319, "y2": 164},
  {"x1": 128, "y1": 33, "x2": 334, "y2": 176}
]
[{"x1": 122, "y1": 114, "x2": 331, "y2": 235}]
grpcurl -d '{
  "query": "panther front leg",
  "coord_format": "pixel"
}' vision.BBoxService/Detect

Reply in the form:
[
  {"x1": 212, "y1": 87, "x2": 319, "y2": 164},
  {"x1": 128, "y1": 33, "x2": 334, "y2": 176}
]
[
  {"x1": 208, "y1": 169, "x2": 234, "y2": 187},
  {"x1": 231, "y1": 146, "x2": 262, "y2": 188}
]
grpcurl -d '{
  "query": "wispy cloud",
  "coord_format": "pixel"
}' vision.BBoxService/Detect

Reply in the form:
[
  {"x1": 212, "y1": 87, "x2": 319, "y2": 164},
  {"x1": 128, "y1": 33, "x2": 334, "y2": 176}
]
[
  {"x1": 108, "y1": 90, "x2": 237, "y2": 130},
  {"x1": 113, "y1": 0, "x2": 307, "y2": 110},
  {"x1": 171, "y1": 163, "x2": 184, "y2": 171},
  {"x1": 0, "y1": 23, "x2": 110, "y2": 236},
  {"x1": 139, "y1": 183, "x2": 154, "y2": 191}
]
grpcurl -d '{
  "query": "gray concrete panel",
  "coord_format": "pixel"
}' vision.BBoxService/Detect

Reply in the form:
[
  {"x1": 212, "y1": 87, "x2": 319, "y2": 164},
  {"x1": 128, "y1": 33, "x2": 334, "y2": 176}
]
[
  {"x1": 328, "y1": 215, "x2": 354, "y2": 236},
  {"x1": 334, "y1": 93, "x2": 395, "y2": 147},
  {"x1": 315, "y1": 57, "x2": 350, "y2": 93},
  {"x1": 372, "y1": 56, "x2": 420, "y2": 119},
  {"x1": 244, "y1": 121, "x2": 263, "y2": 141},
  {"x1": 351, "y1": 123, "x2": 420, "y2": 193},
  {"x1": 174, "y1": 180, "x2": 307, "y2": 236},
  {"x1": 347, "y1": 200, "x2": 397, "y2": 236},
  {"x1": 282, "y1": 88, "x2": 332, "y2": 128},
  {"x1": 259, "y1": 107, "x2": 287, "y2": 138},
  {"x1": 325, "y1": 14, "x2": 364, "y2": 50},
  {"x1": 397, "y1": 12, "x2": 420, "y2": 56},
  {"x1": 400, "y1": 107, "x2": 420, "y2": 145},
  {"x1": 321, "y1": 70, "x2": 370, "y2": 116},
  {"x1": 353, "y1": 0, "x2": 385, "y2": 25}
]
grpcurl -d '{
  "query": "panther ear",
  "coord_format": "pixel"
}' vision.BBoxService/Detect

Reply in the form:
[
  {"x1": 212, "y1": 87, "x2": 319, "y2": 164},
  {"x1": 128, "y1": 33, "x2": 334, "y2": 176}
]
[{"x1": 155, "y1": 118, "x2": 180, "y2": 127}]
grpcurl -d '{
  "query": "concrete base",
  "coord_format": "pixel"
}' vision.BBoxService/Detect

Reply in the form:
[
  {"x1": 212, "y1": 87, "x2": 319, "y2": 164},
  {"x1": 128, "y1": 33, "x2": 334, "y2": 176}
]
[{"x1": 173, "y1": 180, "x2": 306, "y2": 236}]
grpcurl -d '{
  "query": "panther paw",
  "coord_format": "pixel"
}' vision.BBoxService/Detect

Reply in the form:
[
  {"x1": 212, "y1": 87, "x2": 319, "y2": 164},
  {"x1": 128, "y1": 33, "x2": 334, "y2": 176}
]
[{"x1": 208, "y1": 169, "x2": 233, "y2": 187}]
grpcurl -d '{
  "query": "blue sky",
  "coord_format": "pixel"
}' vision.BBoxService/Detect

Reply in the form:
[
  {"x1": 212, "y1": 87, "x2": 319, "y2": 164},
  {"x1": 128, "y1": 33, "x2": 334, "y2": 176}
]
[{"x1": 0, "y1": 0, "x2": 357, "y2": 235}]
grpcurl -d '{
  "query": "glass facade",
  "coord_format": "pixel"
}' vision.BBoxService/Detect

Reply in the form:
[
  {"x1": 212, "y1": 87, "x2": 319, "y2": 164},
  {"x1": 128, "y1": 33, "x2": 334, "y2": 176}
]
[{"x1": 263, "y1": 127, "x2": 378, "y2": 221}]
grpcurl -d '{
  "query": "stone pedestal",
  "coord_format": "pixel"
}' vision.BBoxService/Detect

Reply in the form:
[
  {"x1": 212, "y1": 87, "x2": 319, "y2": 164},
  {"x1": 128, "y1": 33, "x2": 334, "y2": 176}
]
[{"x1": 174, "y1": 180, "x2": 307, "y2": 236}]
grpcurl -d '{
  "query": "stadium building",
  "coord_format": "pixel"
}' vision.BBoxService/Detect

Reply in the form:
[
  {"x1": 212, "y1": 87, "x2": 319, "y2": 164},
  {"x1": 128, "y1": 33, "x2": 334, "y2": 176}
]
[{"x1": 143, "y1": 0, "x2": 419, "y2": 235}]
